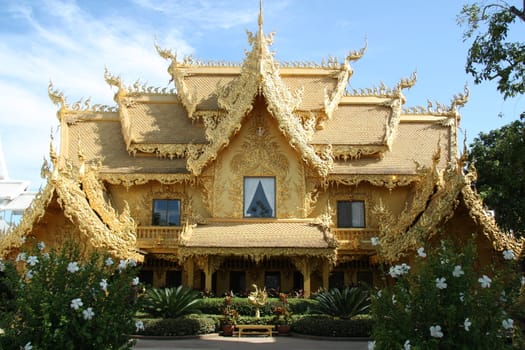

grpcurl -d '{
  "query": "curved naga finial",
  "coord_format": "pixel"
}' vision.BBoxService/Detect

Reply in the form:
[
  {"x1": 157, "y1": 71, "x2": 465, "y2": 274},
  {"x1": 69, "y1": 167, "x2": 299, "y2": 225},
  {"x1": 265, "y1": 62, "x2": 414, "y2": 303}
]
[
  {"x1": 451, "y1": 84, "x2": 469, "y2": 111},
  {"x1": 48, "y1": 81, "x2": 66, "y2": 108},
  {"x1": 344, "y1": 38, "x2": 367, "y2": 65}
]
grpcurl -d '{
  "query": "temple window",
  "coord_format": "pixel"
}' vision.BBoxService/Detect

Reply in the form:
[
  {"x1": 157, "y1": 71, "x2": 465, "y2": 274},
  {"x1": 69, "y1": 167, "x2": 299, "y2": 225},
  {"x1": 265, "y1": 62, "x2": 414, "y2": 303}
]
[
  {"x1": 243, "y1": 177, "x2": 275, "y2": 218},
  {"x1": 152, "y1": 199, "x2": 181, "y2": 226},
  {"x1": 337, "y1": 200, "x2": 365, "y2": 228}
]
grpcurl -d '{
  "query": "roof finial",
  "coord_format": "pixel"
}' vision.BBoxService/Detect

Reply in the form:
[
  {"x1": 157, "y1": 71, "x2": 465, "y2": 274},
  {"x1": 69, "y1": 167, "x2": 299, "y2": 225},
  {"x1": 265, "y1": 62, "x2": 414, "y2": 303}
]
[{"x1": 258, "y1": 0, "x2": 263, "y2": 34}]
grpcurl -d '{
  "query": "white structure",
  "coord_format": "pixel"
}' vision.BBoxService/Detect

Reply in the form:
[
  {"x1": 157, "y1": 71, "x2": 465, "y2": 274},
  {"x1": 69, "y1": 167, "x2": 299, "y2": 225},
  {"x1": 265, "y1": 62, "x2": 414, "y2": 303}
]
[{"x1": 0, "y1": 136, "x2": 36, "y2": 233}]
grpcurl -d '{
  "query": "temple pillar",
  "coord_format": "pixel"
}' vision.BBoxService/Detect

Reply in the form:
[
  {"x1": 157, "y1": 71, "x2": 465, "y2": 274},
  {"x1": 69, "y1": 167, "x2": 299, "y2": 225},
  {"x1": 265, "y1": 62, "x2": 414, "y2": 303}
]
[
  {"x1": 184, "y1": 259, "x2": 194, "y2": 288},
  {"x1": 322, "y1": 260, "x2": 330, "y2": 290},
  {"x1": 303, "y1": 266, "x2": 311, "y2": 297}
]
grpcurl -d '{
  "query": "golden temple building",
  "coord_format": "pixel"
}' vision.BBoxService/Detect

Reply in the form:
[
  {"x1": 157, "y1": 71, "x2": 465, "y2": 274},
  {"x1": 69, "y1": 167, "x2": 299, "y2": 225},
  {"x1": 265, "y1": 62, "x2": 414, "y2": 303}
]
[{"x1": 1, "y1": 6, "x2": 521, "y2": 297}]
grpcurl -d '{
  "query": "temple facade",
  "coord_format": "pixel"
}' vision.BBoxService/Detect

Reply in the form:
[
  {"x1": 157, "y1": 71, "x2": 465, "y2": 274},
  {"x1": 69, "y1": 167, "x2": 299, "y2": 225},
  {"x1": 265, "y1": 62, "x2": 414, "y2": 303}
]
[{"x1": 0, "y1": 8, "x2": 521, "y2": 297}]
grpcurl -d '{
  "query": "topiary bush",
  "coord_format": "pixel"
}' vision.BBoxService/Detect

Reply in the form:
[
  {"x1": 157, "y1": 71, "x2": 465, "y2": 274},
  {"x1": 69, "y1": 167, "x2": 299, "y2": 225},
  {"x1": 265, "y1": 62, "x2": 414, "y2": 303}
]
[
  {"x1": 370, "y1": 238, "x2": 523, "y2": 349},
  {"x1": 0, "y1": 240, "x2": 142, "y2": 350},
  {"x1": 136, "y1": 315, "x2": 215, "y2": 336}
]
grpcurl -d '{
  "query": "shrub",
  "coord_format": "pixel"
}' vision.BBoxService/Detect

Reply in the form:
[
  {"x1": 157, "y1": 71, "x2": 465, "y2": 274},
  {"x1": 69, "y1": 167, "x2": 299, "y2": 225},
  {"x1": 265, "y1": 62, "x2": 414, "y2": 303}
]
[
  {"x1": 142, "y1": 286, "x2": 202, "y2": 318},
  {"x1": 293, "y1": 315, "x2": 372, "y2": 337},
  {"x1": 137, "y1": 315, "x2": 215, "y2": 336},
  {"x1": 309, "y1": 286, "x2": 370, "y2": 319},
  {"x1": 370, "y1": 239, "x2": 523, "y2": 349},
  {"x1": 0, "y1": 240, "x2": 142, "y2": 350}
]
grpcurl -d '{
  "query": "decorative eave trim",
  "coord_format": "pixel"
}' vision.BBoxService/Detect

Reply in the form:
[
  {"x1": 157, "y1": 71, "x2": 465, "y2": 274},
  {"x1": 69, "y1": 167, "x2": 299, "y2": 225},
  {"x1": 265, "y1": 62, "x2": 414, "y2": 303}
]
[
  {"x1": 327, "y1": 173, "x2": 422, "y2": 190},
  {"x1": 127, "y1": 143, "x2": 206, "y2": 159},
  {"x1": 177, "y1": 246, "x2": 337, "y2": 264},
  {"x1": 314, "y1": 144, "x2": 387, "y2": 160},
  {"x1": 98, "y1": 173, "x2": 195, "y2": 189}
]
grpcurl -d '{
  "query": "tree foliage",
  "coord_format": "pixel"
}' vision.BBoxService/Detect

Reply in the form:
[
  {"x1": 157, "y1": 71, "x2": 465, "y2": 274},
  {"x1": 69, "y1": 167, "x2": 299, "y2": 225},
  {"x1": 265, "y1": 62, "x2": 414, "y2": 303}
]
[
  {"x1": 468, "y1": 119, "x2": 525, "y2": 237},
  {"x1": 458, "y1": 1, "x2": 525, "y2": 105}
]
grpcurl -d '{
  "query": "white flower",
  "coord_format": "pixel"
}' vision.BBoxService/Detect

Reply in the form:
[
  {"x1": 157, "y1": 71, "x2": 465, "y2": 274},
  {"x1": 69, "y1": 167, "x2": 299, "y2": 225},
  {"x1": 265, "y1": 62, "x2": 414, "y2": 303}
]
[
  {"x1": 25, "y1": 270, "x2": 33, "y2": 280},
  {"x1": 503, "y1": 250, "x2": 515, "y2": 260},
  {"x1": 105, "y1": 257, "x2": 114, "y2": 266},
  {"x1": 23, "y1": 342, "x2": 32, "y2": 350},
  {"x1": 0, "y1": 261, "x2": 5, "y2": 272},
  {"x1": 67, "y1": 262, "x2": 80, "y2": 273},
  {"x1": 367, "y1": 340, "x2": 376, "y2": 350},
  {"x1": 459, "y1": 292, "x2": 465, "y2": 302},
  {"x1": 502, "y1": 318, "x2": 514, "y2": 330},
  {"x1": 82, "y1": 307, "x2": 95, "y2": 320},
  {"x1": 37, "y1": 241, "x2": 45, "y2": 250},
  {"x1": 417, "y1": 247, "x2": 426, "y2": 258},
  {"x1": 404, "y1": 340, "x2": 411, "y2": 350},
  {"x1": 135, "y1": 320, "x2": 145, "y2": 332},
  {"x1": 132, "y1": 277, "x2": 140, "y2": 286},
  {"x1": 371, "y1": 237, "x2": 380, "y2": 246},
  {"x1": 16, "y1": 252, "x2": 26, "y2": 262},
  {"x1": 128, "y1": 259, "x2": 137, "y2": 267},
  {"x1": 440, "y1": 258, "x2": 449, "y2": 265},
  {"x1": 20, "y1": 236, "x2": 26, "y2": 244},
  {"x1": 389, "y1": 263, "x2": 411, "y2": 278},
  {"x1": 118, "y1": 259, "x2": 128, "y2": 271},
  {"x1": 435, "y1": 277, "x2": 447, "y2": 290},
  {"x1": 478, "y1": 275, "x2": 492, "y2": 288},
  {"x1": 464, "y1": 318, "x2": 471, "y2": 331},
  {"x1": 521, "y1": 276, "x2": 525, "y2": 286},
  {"x1": 70, "y1": 298, "x2": 83, "y2": 310},
  {"x1": 100, "y1": 279, "x2": 108, "y2": 291},
  {"x1": 452, "y1": 265, "x2": 464, "y2": 277},
  {"x1": 392, "y1": 295, "x2": 397, "y2": 305},
  {"x1": 430, "y1": 325, "x2": 444, "y2": 338},
  {"x1": 27, "y1": 256, "x2": 39, "y2": 266}
]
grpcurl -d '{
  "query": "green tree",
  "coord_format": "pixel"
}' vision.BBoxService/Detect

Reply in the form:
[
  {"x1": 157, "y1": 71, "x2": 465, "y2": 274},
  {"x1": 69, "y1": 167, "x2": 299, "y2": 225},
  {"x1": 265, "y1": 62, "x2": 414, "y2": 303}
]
[
  {"x1": 458, "y1": 1, "x2": 525, "y2": 104},
  {"x1": 468, "y1": 119, "x2": 525, "y2": 237}
]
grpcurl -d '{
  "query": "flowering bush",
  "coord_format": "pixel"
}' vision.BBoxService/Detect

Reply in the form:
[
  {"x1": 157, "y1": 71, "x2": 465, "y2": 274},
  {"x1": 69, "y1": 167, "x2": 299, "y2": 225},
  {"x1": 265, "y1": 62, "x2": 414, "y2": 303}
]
[
  {"x1": 370, "y1": 239, "x2": 523, "y2": 349},
  {"x1": 0, "y1": 240, "x2": 142, "y2": 350},
  {"x1": 272, "y1": 293, "x2": 293, "y2": 325},
  {"x1": 221, "y1": 295, "x2": 239, "y2": 326}
]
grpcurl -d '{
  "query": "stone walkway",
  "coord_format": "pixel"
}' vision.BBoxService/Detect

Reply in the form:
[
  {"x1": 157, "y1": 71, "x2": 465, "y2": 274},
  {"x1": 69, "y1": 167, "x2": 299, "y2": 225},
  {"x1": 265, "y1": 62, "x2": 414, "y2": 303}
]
[{"x1": 133, "y1": 334, "x2": 369, "y2": 350}]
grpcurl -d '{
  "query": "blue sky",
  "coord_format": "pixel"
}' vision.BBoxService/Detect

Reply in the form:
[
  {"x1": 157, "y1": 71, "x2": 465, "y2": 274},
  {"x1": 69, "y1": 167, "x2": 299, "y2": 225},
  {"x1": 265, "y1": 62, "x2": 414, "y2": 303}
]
[{"x1": 0, "y1": 0, "x2": 523, "y2": 191}]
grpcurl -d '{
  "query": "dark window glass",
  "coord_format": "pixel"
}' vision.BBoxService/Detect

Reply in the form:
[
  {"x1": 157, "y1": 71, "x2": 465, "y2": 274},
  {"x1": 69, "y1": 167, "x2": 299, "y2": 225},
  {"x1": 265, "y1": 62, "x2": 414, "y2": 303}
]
[
  {"x1": 337, "y1": 201, "x2": 365, "y2": 228},
  {"x1": 244, "y1": 177, "x2": 276, "y2": 218},
  {"x1": 166, "y1": 270, "x2": 182, "y2": 288},
  {"x1": 265, "y1": 271, "x2": 281, "y2": 291},
  {"x1": 230, "y1": 271, "x2": 246, "y2": 294},
  {"x1": 152, "y1": 199, "x2": 180, "y2": 226}
]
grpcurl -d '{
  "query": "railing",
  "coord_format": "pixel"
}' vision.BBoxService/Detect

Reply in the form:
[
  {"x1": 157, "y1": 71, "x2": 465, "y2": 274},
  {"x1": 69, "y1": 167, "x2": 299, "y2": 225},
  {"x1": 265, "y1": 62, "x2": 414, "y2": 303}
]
[
  {"x1": 332, "y1": 229, "x2": 379, "y2": 250},
  {"x1": 136, "y1": 226, "x2": 182, "y2": 248}
]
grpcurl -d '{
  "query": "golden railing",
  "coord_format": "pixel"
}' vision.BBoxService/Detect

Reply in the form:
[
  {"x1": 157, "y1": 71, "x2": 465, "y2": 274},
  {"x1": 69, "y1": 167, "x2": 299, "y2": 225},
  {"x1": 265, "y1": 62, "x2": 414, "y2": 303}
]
[
  {"x1": 136, "y1": 226, "x2": 182, "y2": 248},
  {"x1": 332, "y1": 229, "x2": 379, "y2": 250}
]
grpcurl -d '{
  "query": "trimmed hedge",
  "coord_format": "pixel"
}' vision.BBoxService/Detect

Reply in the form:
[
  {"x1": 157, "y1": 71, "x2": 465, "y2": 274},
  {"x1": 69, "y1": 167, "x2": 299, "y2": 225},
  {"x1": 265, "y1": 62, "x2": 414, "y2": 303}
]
[
  {"x1": 292, "y1": 315, "x2": 372, "y2": 338},
  {"x1": 199, "y1": 297, "x2": 317, "y2": 317},
  {"x1": 137, "y1": 315, "x2": 215, "y2": 336}
]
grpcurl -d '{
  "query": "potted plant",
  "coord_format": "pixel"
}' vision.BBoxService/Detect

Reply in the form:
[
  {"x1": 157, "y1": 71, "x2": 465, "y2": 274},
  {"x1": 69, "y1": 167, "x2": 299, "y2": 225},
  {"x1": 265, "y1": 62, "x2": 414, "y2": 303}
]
[
  {"x1": 221, "y1": 295, "x2": 239, "y2": 336},
  {"x1": 272, "y1": 293, "x2": 292, "y2": 334}
]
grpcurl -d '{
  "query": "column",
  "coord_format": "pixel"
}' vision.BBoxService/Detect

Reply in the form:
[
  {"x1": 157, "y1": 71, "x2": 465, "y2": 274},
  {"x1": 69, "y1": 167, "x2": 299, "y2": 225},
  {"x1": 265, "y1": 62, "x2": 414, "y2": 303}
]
[{"x1": 185, "y1": 258, "x2": 194, "y2": 288}]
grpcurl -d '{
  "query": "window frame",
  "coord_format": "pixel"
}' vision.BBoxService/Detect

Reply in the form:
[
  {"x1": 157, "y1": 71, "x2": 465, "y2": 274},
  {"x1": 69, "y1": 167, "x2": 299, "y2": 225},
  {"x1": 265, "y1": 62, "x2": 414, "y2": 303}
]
[
  {"x1": 243, "y1": 176, "x2": 276, "y2": 218},
  {"x1": 336, "y1": 200, "x2": 366, "y2": 228},
  {"x1": 152, "y1": 199, "x2": 181, "y2": 226}
]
